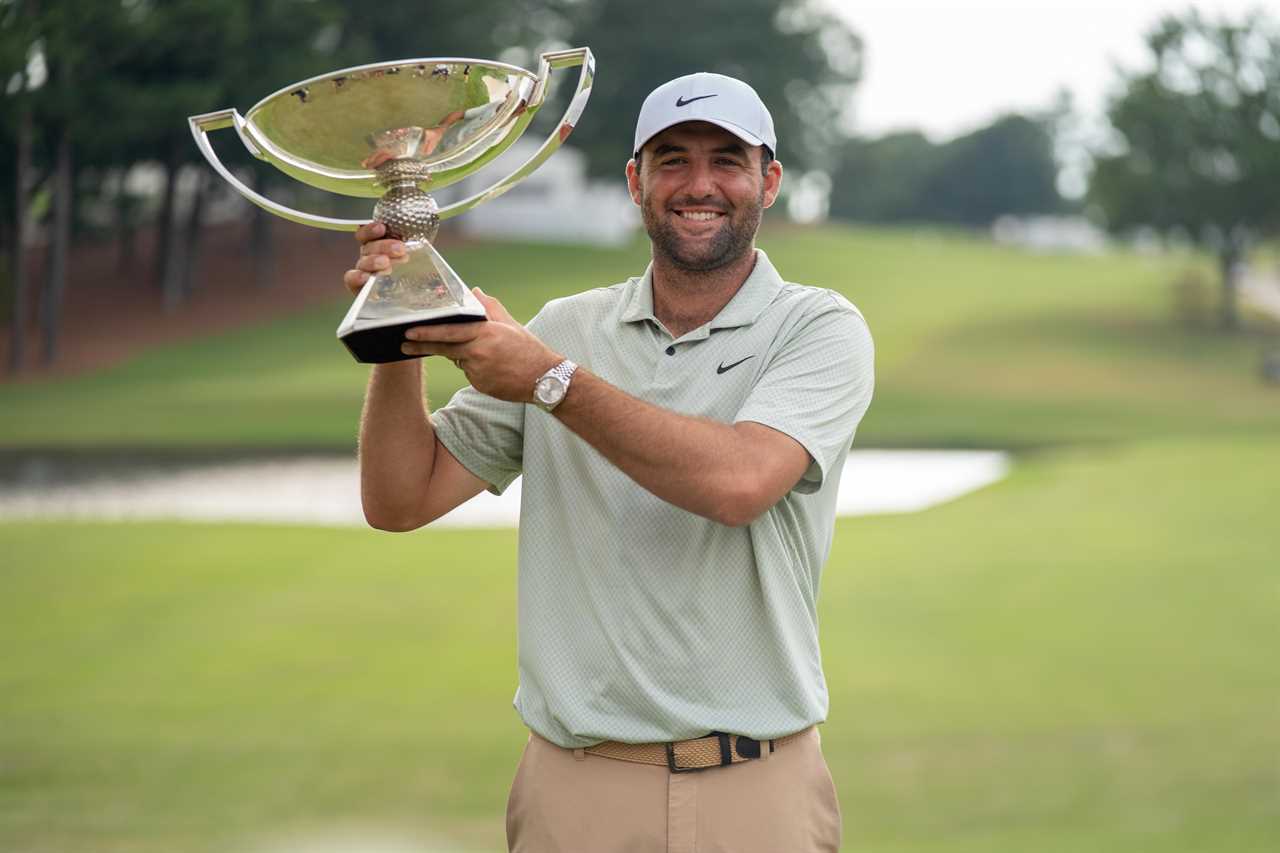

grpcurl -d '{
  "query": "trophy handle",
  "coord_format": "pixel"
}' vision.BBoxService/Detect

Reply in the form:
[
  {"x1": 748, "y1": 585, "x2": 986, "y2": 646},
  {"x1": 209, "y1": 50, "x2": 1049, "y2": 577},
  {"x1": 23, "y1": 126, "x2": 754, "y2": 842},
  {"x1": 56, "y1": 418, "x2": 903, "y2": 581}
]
[
  {"x1": 436, "y1": 47, "x2": 595, "y2": 221},
  {"x1": 188, "y1": 109, "x2": 365, "y2": 232}
]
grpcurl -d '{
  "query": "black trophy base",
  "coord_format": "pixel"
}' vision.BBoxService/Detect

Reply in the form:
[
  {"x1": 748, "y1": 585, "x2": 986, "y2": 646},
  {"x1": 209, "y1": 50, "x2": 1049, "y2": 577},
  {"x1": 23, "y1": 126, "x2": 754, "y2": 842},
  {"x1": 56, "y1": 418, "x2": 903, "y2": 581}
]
[{"x1": 340, "y1": 314, "x2": 488, "y2": 364}]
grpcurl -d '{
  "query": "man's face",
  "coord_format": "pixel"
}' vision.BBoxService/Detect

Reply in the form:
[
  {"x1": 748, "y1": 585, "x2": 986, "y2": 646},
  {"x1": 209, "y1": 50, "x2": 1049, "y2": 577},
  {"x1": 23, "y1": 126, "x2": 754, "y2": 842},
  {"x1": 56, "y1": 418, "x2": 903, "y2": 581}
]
[{"x1": 626, "y1": 122, "x2": 783, "y2": 273}]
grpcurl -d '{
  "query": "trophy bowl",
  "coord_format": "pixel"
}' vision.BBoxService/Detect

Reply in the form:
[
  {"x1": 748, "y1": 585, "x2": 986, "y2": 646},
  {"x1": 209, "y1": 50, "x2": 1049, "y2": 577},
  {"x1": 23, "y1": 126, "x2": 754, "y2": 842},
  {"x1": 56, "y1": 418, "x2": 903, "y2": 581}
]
[{"x1": 189, "y1": 49, "x2": 594, "y2": 363}]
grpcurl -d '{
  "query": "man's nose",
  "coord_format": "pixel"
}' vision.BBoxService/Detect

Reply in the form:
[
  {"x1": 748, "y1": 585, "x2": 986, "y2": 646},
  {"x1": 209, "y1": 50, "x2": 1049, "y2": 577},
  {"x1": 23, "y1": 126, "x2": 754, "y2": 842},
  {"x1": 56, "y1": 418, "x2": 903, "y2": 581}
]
[{"x1": 685, "y1": 159, "x2": 716, "y2": 197}]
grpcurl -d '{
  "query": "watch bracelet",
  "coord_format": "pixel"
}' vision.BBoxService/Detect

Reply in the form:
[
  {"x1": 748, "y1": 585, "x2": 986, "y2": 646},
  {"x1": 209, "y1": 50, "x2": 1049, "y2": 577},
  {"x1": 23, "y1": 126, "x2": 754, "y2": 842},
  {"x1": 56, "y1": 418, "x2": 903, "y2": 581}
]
[{"x1": 547, "y1": 358, "x2": 578, "y2": 384}]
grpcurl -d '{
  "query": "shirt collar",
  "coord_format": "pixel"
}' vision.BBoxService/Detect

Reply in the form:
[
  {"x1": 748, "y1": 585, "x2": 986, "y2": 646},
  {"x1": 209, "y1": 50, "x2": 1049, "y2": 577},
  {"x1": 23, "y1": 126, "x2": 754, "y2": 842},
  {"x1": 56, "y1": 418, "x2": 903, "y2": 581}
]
[
  {"x1": 619, "y1": 249, "x2": 784, "y2": 333},
  {"x1": 620, "y1": 265, "x2": 658, "y2": 324}
]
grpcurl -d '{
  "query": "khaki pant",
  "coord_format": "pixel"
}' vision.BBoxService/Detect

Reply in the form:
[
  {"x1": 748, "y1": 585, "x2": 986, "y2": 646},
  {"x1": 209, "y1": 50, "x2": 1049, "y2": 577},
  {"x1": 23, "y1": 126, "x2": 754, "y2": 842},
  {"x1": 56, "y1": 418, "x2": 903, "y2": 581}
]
[{"x1": 506, "y1": 727, "x2": 841, "y2": 852}]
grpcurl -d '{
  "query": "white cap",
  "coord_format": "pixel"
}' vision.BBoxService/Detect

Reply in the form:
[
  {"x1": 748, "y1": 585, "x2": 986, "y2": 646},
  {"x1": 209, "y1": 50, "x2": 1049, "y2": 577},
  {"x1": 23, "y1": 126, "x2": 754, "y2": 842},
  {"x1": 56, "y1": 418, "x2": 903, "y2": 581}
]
[{"x1": 633, "y1": 72, "x2": 776, "y2": 158}]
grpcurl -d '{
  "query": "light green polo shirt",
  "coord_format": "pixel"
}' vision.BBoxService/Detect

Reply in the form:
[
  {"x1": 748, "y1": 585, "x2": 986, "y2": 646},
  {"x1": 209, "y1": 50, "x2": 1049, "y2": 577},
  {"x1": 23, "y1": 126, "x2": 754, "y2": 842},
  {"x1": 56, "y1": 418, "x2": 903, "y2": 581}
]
[{"x1": 432, "y1": 249, "x2": 874, "y2": 748}]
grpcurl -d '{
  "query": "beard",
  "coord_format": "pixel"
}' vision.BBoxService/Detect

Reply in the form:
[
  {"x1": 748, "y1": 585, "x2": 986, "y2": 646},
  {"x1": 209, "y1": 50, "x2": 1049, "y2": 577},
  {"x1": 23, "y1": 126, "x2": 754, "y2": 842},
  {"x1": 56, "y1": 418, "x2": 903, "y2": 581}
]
[{"x1": 640, "y1": 187, "x2": 764, "y2": 272}]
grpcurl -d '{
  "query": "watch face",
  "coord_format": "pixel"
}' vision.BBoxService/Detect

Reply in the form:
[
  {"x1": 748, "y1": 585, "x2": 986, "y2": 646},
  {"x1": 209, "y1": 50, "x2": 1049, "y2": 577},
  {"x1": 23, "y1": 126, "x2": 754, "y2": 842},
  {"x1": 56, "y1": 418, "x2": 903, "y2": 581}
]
[{"x1": 535, "y1": 375, "x2": 566, "y2": 406}]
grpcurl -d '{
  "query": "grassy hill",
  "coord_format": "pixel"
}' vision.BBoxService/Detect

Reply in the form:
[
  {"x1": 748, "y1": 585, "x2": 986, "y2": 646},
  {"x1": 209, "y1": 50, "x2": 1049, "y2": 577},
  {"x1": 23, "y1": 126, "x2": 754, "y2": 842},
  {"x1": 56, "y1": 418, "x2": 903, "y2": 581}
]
[
  {"x1": 2, "y1": 224, "x2": 1276, "y2": 449},
  {"x1": 2, "y1": 224, "x2": 1278, "y2": 852},
  {"x1": 2, "y1": 437, "x2": 1276, "y2": 852}
]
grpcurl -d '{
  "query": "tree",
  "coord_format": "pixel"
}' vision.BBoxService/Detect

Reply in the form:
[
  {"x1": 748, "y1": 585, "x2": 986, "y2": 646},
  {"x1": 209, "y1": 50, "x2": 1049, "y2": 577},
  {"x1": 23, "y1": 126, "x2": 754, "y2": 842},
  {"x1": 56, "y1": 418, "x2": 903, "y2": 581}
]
[
  {"x1": 329, "y1": 0, "x2": 524, "y2": 63},
  {"x1": 105, "y1": 0, "x2": 288, "y2": 309},
  {"x1": 555, "y1": 0, "x2": 862, "y2": 178},
  {"x1": 0, "y1": 0, "x2": 137, "y2": 366},
  {"x1": 1, "y1": 0, "x2": 40, "y2": 372},
  {"x1": 828, "y1": 131, "x2": 937, "y2": 223},
  {"x1": 828, "y1": 114, "x2": 1064, "y2": 226},
  {"x1": 918, "y1": 115, "x2": 1064, "y2": 226},
  {"x1": 31, "y1": 1, "x2": 108, "y2": 363},
  {"x1": 0, "y1": 0, "x2": 535, "y2": 369},
  {"x1": 1089, "y1": 10, "x2": 1280, "y2": 331},
  {"x1": 179, "y1": 0, "x2": 343, "y2": 298}
]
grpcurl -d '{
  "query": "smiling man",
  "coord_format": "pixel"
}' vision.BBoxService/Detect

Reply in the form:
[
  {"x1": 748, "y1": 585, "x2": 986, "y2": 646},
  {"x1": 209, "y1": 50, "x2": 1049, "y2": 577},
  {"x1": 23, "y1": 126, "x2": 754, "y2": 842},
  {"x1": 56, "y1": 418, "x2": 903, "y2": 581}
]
[{"x1": 345, "y1": 72, "x2": 874, "y2": 852}]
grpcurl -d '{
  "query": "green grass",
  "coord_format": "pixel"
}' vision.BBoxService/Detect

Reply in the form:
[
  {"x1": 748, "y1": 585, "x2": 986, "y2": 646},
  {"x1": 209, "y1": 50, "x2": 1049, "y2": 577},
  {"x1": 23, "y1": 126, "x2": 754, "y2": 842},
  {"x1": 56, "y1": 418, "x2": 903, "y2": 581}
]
[
  {"x1": 822, "y1": 438, "x2": 1280, "y2": 851},
  {"x1": 2, "y1": 438, "x2": 1277, "y2": 852},
  {"x1": 762, "y1": 228, "x2": 1280, "y2": 446},
  {"x1": 0, "y1": 239, "x2": 649, "y2": 449},
  {"x1": 2, "y1": 224, "x2": 1277, "y2": 448},
  {"x1": 3, "y1": 224, "x2": 1279, "y2": 850}
]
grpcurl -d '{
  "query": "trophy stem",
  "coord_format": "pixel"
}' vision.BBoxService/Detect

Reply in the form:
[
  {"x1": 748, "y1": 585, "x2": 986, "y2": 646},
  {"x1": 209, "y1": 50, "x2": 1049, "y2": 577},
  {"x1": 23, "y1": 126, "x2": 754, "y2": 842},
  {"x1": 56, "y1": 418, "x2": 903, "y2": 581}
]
[
  {"x1": 336, "y1": 158, "x2": 485, "y2": 363},
  {"x1": 372, "y1": 159, "x2": 440, "y2": 243}
]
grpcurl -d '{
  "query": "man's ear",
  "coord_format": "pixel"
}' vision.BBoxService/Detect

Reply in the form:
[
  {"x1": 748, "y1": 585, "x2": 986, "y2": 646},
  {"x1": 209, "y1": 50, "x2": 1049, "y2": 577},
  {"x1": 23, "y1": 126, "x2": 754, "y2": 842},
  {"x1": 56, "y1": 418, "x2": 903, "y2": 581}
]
[
  {"x1": 762, "y1": 159, "x2": 783, "y2": 209},
  {"x1": 625, "y1": 158, "x2": 642, "y2": 206}
]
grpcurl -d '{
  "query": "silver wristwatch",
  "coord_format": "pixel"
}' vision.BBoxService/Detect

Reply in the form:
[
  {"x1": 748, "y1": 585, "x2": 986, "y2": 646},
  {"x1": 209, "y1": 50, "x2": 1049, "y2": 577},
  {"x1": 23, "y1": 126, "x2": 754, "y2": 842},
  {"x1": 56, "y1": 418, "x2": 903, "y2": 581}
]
[{"x1": 533, "y1": 359, "x2": 578, "y2": 412}]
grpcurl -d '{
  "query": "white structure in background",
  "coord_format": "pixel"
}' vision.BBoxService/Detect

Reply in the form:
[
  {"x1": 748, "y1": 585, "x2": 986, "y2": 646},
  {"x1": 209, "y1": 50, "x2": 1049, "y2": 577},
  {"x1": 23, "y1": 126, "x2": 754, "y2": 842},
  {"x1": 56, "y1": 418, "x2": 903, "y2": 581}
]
[
  {"x1": 991, "y1": 214, "x2": 1108, "y2": 254},
  {"x1": 1241, "y1": 263, "x2": 1280, "y2": 322},
  {"x1": 79, "y1": 139, "x2": 638, "y2": 247},
  {"x1": 440, "y1": 140, "x2": 638, "y2": 246}
]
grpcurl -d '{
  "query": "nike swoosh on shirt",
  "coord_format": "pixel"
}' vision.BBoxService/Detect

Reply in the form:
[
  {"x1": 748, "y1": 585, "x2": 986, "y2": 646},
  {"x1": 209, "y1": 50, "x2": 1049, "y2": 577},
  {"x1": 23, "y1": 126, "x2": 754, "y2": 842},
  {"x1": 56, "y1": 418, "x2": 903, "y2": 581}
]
[
  {"x1": 716, "y1": 356, "x2": 755, "y2": 374},
  {"x1": 675, "y1": 94, "x2": 718, "y2": 107}
]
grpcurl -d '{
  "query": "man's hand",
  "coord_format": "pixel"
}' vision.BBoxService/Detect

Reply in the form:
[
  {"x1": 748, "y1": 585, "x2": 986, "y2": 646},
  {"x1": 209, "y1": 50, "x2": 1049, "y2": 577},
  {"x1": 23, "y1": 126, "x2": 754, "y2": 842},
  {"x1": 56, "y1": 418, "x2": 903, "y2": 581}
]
[
  {"x1": 401, "y1": 290, "x2": 563, "y2": 402},
  {"x1": 342, "y1": 222, "x2": 407, "y2": 296}
]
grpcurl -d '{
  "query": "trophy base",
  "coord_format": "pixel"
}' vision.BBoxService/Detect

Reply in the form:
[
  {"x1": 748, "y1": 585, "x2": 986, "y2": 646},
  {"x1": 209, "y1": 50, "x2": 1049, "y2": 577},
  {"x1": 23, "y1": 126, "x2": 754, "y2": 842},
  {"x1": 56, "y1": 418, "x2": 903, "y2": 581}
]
[
  {"x1": 340, "y1": 309, "x2": 488, "y2": 364},
  {"x1": 335, "y1": 237, "x2": 488, "y2": 364}
]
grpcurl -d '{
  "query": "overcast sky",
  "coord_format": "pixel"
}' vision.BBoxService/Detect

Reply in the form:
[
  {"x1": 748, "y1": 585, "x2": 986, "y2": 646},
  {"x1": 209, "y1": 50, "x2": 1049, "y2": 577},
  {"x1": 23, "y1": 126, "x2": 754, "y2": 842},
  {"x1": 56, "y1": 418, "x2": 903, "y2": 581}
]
[{"x1": 832, "y1": 0, "x2": 1273, "y2": 140}]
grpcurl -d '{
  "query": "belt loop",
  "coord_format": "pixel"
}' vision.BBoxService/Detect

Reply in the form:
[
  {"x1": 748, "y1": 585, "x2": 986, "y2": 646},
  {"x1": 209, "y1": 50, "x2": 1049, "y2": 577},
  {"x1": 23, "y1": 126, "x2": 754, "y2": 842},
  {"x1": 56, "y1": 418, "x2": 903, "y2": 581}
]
[
  {"x1": 573, "y1": 748, "x2": 585, "y2": 762},
  {"x1": 759, "y1": 738, "x2": 770, "y2": 761}
]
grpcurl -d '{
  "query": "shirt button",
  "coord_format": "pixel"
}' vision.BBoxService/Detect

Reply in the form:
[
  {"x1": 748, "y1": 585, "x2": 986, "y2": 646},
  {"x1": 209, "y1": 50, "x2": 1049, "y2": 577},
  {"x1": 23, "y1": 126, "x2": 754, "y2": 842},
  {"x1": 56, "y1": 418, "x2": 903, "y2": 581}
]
[{"x1": 665, "y1": 345, "x2": 676, "y2": 356}]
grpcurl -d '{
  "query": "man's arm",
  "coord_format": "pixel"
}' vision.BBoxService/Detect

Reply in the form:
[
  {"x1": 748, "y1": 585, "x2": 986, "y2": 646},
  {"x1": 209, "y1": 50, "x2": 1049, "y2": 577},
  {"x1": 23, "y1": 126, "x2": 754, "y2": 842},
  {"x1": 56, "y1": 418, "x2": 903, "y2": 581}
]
[
  {"x1": 553, "y1": 370, "x2": 811, "y2": 527},
  {"x1": 402, "y1": 292, "x2": 811, "y2": 528},
  {"x1": 357, "y1": 361, "x2": 487, "y2": 531},
  {"x1": 346, "y1": 223, "x2": 487, "y2": 531}
]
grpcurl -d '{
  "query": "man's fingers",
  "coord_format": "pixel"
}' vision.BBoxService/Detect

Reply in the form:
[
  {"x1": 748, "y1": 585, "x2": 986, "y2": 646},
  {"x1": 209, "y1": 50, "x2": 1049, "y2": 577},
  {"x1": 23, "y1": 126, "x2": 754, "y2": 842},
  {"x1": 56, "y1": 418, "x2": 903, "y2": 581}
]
[
  {"x1": 343, "y1": 269, "x2": 370, "y2": 294},
  {"x1": 354, "y1": 221, "x2": 385, "y2": 243},
  {"x1": 400, "y1": 341, "x2": 467, "y2": 358},
  {"x1": 356, "y1": 255, "x2": 400, "y2": 274},
  {"x1": 404, "y1": 322, "x2": 483, "y2": 343},
  {"x1": 359, "y1": 238, "x2": 406, "y2": 258},
  {"x1": 475, "y1": 288, "x2": 516, "y2": 324}
]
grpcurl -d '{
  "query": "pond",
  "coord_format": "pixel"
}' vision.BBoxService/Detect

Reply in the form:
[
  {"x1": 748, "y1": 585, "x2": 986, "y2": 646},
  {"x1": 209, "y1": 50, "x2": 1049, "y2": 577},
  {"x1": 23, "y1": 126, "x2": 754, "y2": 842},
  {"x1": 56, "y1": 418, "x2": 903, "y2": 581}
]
[{"x1": 0, "y1": 449, "x2": 1009, "y2": 527}]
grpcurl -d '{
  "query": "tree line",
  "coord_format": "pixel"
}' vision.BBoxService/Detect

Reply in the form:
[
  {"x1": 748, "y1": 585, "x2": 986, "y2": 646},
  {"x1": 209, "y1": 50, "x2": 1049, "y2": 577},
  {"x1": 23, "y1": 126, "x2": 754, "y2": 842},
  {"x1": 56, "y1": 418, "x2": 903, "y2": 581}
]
[
  {"x1": 2, "y1": 2, "x2": 1277, "y2": 373},
  {"x1": 829, "y1": 113, "x2": 1065, "y2": 226},
  {"x1": 0, "y1": 0, "x2": 861, "y2": 370}
]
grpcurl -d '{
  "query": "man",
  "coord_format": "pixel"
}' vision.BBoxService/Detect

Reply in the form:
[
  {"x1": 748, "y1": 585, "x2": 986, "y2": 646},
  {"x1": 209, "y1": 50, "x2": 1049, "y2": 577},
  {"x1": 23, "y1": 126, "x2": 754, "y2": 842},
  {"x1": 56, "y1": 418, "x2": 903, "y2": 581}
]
[{"x1": 344, "y1": 72, "x2": 874, "y2": 852}]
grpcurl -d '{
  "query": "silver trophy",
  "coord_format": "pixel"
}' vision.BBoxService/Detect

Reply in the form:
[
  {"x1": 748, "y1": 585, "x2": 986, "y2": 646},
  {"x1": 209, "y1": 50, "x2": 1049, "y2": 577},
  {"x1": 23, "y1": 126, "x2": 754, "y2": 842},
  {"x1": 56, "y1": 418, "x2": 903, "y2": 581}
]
[{"x1": 189, "y1": 49, "x2": 594, "y2": 363}]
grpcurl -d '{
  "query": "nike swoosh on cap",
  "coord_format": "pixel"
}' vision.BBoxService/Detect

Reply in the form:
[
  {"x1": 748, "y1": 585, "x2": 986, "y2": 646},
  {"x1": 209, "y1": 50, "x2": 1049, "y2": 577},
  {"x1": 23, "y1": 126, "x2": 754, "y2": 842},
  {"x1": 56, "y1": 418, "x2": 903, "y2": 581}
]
[{"x1": 675, "y1": 94, "x2": 718, "y2": 107}]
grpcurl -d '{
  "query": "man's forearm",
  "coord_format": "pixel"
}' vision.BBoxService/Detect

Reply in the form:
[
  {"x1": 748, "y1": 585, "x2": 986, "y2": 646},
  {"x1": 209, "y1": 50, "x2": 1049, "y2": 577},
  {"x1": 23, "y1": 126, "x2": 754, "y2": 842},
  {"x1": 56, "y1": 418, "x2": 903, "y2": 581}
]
[
  {"x1": 551, "y1": 369, "x2": 806, "y2": 526},
  {"x1": 394, "y1": 292, "x2": 810, "y2": 526},
  {"x1": 358, "y1": 360, "x2": 437, "y2": 528}
]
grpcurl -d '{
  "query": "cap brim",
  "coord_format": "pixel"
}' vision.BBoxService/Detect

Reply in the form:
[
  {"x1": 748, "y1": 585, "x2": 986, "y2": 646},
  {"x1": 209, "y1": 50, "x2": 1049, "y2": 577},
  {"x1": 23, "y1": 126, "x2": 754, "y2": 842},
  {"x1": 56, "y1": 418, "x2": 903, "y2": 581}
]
[{"x1": 635, "y1": 117, "x2": 768, "y2": 156}]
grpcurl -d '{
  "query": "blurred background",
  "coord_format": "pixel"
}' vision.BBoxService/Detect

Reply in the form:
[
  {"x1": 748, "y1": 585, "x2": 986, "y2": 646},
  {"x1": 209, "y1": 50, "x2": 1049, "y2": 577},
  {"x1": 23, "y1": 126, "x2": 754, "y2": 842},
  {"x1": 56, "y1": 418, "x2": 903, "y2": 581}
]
[{"x1": 1, "y1": 1, "x2": 1278, "y2": 851}]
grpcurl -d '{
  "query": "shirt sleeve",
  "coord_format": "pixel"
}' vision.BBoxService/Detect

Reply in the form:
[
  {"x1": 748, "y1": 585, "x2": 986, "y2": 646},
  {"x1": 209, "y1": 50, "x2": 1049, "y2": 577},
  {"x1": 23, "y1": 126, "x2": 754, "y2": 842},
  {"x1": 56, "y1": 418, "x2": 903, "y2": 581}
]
[
  {"x1": 431, "y1": 384, "x2": 526, "y2": 495},
  {"x1": 431, "y1": 307, "x2": 555, "y2": 495},
  {"x1": 734, "y1": 294, "x2": 875, "y2": 494}
]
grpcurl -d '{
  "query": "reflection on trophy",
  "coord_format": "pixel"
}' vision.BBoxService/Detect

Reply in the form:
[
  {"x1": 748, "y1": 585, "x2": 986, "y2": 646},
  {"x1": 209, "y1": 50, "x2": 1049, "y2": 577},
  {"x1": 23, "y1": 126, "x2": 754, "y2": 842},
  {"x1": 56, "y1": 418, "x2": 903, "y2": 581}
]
[{"x1": 188, "y1": 49, "x2": 594, "y2": 363}]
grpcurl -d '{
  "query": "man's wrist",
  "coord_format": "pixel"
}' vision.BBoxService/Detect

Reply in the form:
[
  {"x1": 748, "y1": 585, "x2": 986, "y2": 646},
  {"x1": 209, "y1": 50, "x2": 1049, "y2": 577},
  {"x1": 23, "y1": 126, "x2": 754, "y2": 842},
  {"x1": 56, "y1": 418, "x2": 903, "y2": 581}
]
[
  {"x1": 525, "y1": 352, "x2": 565, "y2": 403},
  {"x1": 533, "y1": 358, "x2": 578, "y2": 411},
  {"x1": 370, "y1": 359, "x2": 421, "y2": 382}
]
